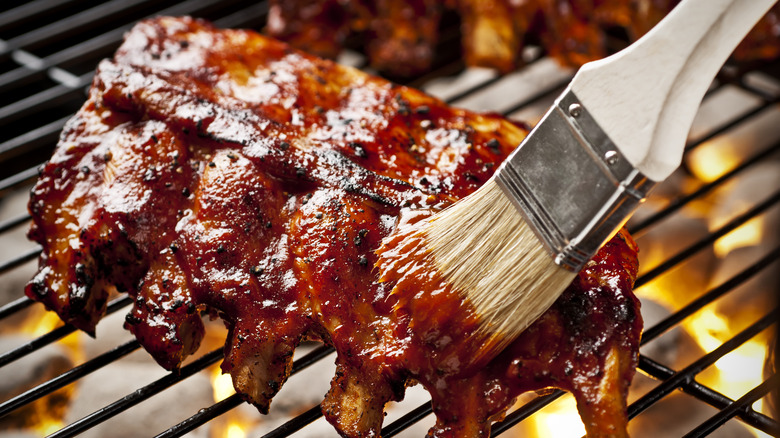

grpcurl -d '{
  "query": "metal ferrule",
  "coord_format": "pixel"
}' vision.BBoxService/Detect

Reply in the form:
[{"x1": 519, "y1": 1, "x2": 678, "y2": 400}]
[{"x1": 494, "y1": 85, "x2": 656, "y2": 272}]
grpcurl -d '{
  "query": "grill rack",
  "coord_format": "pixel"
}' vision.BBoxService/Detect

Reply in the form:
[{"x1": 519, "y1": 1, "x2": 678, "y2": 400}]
[{"x1": 0, "y1": 0, "x2": 778, "y2": 437}]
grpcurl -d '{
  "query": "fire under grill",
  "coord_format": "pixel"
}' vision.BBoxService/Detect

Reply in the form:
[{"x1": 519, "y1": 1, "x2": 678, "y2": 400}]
[{"x1": 0, "y1": 1, "x2": 778, "y2": 437}]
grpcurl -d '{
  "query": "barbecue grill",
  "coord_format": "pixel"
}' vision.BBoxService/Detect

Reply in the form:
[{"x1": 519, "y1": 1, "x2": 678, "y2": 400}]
[{"x1": 0, "y1": 1, "x2": 778, "y2": 437}]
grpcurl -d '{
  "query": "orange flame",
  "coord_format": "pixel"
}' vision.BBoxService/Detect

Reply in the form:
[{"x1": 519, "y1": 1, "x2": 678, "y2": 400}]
[
  {"x1": 687, "y1": 139, "x2": 741, "y2": 183},
  {"x1": 510, "y1": 394, "x2": 585, "y2": 438},
  {"x1": 713, "y1": 216, "x2": 764, "y2": 258},
  {"x1": 210, "y1": 365, "x2": 255, "y2": 438},
  {"x1": 685, "y1": 307, "x2": 772, "y2": 437}
]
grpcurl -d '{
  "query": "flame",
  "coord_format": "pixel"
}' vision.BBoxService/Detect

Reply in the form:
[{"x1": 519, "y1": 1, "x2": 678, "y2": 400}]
[
  {"x1": 687, "y1": 139, "x2": 741, "y2": 183},
  {"x1": 212, "y1": 366, "x2": 236, "y2": 402},
  {"x1": 710, "y1": 338, "x2": 771, "y2": 438},
  {"x1": 25, "y1": 309, "x2": 63, "y2": 336},
  {"x1": 0, "y1": 306, "x2": 81, "y2": 436},
  {"x1": 20, "y1": 306, "x2": 82, "y2": 361},
  {"x1": 712, "y1": 339, "x2": 767, "y2": 399},
  {"x1": 682, "y1": 137, "x2": 771, "y2": 437},
  {"x1": 522, "y1": 394, "x2": 585, "y2": 438},
  {"x1": 713, "y1": 216, "x2": 764, "y2": 258},
  {"x1": 33, "y1": 419, "x2": 65, "y2": 436},
  {"x1": 31, "y1": 419, "x2": 65, "y2": 436},
  {"x1": 686, "y1": 308, "x2": 730, "y2": 353},
  {"x1": 225, "y1": 423, "x2": 247, "y2": 438},
  {"x1": 684, "y1": 307, "x2": 772, "y2": 437},
  {"x1": 210, "y1": 365, "x2": 256, "y2": 438}
]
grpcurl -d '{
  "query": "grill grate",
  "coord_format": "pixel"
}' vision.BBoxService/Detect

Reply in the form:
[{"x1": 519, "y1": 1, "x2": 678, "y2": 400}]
[{"x1": 0, "y1": 1, "x2": 778, "y2": 437}]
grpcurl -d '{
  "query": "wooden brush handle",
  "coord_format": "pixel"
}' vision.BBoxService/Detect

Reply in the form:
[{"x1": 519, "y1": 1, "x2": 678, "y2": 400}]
[{"x1": 570, "y1": 0, "x2": 777, "y2": 182}]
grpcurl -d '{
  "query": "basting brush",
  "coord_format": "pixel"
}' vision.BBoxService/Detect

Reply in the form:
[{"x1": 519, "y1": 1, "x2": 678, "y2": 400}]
[{"x1": 381, "y1": 0, "x2": 778, "y2": 363}]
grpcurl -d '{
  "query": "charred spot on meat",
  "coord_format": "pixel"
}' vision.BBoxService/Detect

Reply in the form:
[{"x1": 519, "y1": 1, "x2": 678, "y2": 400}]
[{"x1": 26, "y1": 17, "x2": 642, "y2": 437}]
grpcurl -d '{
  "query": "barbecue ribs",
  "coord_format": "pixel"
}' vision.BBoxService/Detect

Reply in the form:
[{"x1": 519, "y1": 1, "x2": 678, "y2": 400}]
[
  {"x1": 267, "y1": 0, "x2": 780, "y2": 76},
  {"x1": 27, "y1": 17, "x2": 642, "y2": 437}
]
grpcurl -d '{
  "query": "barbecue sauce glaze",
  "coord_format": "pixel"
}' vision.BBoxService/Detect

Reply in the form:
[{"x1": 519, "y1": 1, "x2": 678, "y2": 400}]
[{"x1": 26, "y1": 17, "x2": 641, "y2": 437}]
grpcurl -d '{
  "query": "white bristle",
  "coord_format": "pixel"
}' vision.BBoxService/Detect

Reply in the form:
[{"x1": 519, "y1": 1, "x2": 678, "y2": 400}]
[{"x1": 425, "y1": 179, "x2": 577, "y2": 354}]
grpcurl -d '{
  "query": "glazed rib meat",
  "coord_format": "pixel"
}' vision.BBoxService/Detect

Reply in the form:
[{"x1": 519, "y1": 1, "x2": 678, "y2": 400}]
[
  {"x1": 267, "y1": 0, "x2": 780, "y2": 76},
  {"x1": 27, "y1": 17, "x2": 642, "y2": 437}
]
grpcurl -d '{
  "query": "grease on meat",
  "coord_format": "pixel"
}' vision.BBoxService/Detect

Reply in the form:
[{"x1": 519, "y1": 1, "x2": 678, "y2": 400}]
[{"x1": 27, "y1": 17, "x2": 641, "y2": 437}]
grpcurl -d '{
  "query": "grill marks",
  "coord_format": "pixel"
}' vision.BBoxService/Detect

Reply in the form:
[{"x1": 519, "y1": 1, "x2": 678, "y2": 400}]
[{"x1": 26, "y1": 17, "x2": 641, "y2": 438}]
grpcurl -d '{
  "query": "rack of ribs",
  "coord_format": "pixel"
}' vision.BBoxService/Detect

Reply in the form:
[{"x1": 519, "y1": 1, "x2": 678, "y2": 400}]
[
  {"x1": 26, "y1": 17, "x2": 642, "y2": 437},
  {"x1": 267, "y1": 0, "x2": 780, "y2": 77}
]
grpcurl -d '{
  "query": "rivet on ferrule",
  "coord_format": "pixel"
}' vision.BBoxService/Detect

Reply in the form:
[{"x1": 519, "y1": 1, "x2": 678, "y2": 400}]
[
  {"x1": 568, "y1": 102, "x2": 582, "y2": 118},
  {"x1": 604, "y1": 150, "x2": 619, "y2": 165}
]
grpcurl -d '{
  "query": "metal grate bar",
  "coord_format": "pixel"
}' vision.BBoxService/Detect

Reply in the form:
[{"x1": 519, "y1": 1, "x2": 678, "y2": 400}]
[
  {"x1": 492, "y1": 391, "x2": 564, "y2": 435},
  {"x1": 636, "y1": 187, "x2": 780, "y2": 288},
  {"x1": 0, "y1": 0, "x2": 86, "y2": 30},
  {"x1": 262, "y1": 405, "x2": 324, "y2": 438},
  {"x1": 0, "y1": 116, "x2": 70, "y2": 165},
  {"x1": 629, "y1": 140, "x2": 780, "y2": 235},
  {"x1": 0, "y1": 296, "x2": 33, "y2": 320},
  {"x1": 502, "y1": 77, "x2": 572, "y2": 115},
  {"x1": 212, "y1": 1, "x2": 269, "y2": 29},
  {"x1": 156, "y1": 343, "x2": 334, "y2": 438},
  {"x1": 0, "y1": 213, "x2": 31, "y2": 234},
  {"x1": 422, "y1": 55, "x2": 555, "y2": 108},
  {"x1": 0, "y1": 0, "x2": 249, "y2": 95},
  {"x1": 0, "y1": 296, "x2": 131, "y2": 368},
  {"x1": 0, "y1": 322, "x2": 74, "y2": 369},
  {"x1": 0, "y1": 166, "x2": 38, "y2": 193},
  {"x1": 164, "y1": 394, "x2": 243, "y2": 438},
  {"x1": 0, "y1": 72, "x2": 92, "y2": 126},
  {"x1": 628, "y1": 311, "x2": 777, "y2": 430},
  {"x1": 636, "y1": 355, "x2": 778, "y2": 434},
  {"x1": 322, "y1": 246, "x2": 780, "y2": 438},
  {"x1": 439, "y1": 74, "x2": 504, "y2": 106},
  {"x1": 685, "y1": 96, "x2": 779, "y2": 153},
  {"x1": 0, "y1": 340, "x2": 140, "y2": 419},
  {"x1": 49, "y1": 347, "x2": 224, "y2": 438},
  {"x1": 0, "y1": 246, "x2": 40, "y2": 276},
  {"x1": 0, "y1": 0, "x2": 156, "y2": 57},
  {"x1": 0, "y1": 45, "x2": 89, "y2": 94},
  {"x1": 683, "y1": 374, "x2": 780, "y2": 437},
  {"x1": 0, "y1": 3, "x2": 776, "y2": 437},
  {"x1": 414, "y1": 47, "x2": 559, "y2": 105},
  {"x1": 382, "y1": 403, "x2": 433, "y2": 437},
  {"x1": 736, "y1": 69, "x2": 780, "y2": 102},
  {"x1": 642, "y1": 245, "x2": 780, "y2": 343}
]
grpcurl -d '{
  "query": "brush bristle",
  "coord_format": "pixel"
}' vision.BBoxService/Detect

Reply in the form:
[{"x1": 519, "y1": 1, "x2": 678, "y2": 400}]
[{"x1": 425, "y1": 180, "x2": 577, "y2": 356}]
